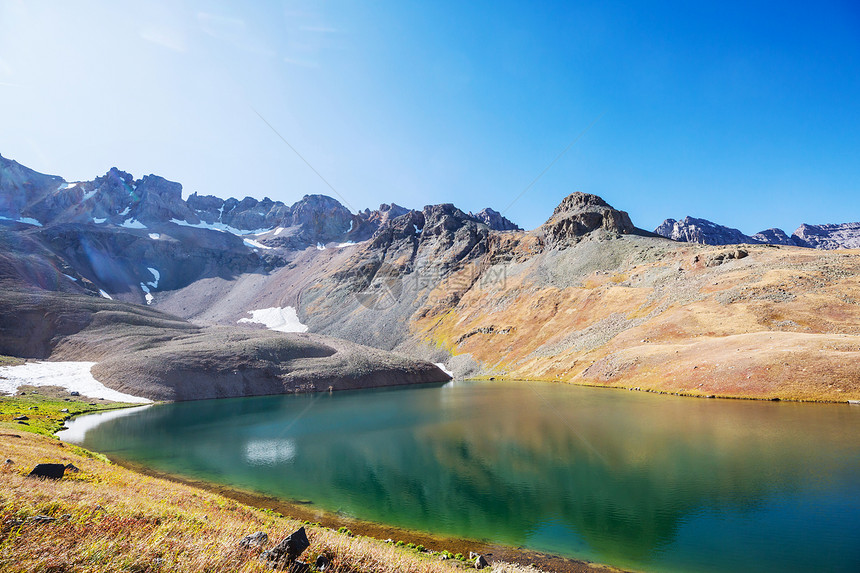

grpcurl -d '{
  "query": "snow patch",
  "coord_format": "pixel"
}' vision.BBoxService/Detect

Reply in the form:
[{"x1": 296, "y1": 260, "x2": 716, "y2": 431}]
[
  {"x1": 333, "y1": 241, "x2": 356, "y2": 248},
  {"x1": 60, "y1": 181, "x2": 80, "y2": 190},
  {"x1": 98, "y1": 289, "x2": 113, "y2": 300},
  {"x1": 316, "y1": 242, "x2": 326, "y2": 250},
  {"x1": 121, "y1": 218, "x2": 146, "y2": 229},
  {"x1": 57, "y1": 404, "x2": 152, "y2": 443},
  {"x1": 63, "y1": 274, "x2": 78, "y2": 282},
  {"x1": 148, "y1": 233, "x2": 161, "y2": 240},
  {"x1": 435, "y1": 362, "x2": 455, "y2": 378},
  {"x1": 274, "y1": 227, "x2": 284, "y2": 236},
  {"x1": 238, "y1": 307, "x2": 308, "y2": 333},
  {"x1": 147, "y1": 267, "x2": 160, "y2": 288},
  {"x1": 0, "y1": 215, "x2": 42, "y2": 227},
  {"x1": 140, "y1": 283, "x2": 153, "y2": 304},
  {"x1": 93, "y1": 217, "x2": 106, "y2": 224},
  {"x1": 0, "y1": 361, "x2": 151, "y2": 404},
  {"x1": 347, "y1": 219, "x2": 353, "y2": 233},
  {"x1": 81, "y1": 190, "x2": 97, "y2": 202},
  {"x1": 169, "y1": 218, "x2": 270, "y2": 236},
  {"x1": 244, "y1": 238, "x2": 273, "y2": 250},
  {"x1": 119, "y1": 206, "x2": 131, "y2": 216}
]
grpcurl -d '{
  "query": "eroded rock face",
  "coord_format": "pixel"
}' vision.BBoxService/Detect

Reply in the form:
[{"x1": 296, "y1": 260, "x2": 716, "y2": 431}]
[
  {"x1": 540, "y1": 192, "x2": 635, "y2": 247},
  {"x1": 656, "y1": 217, "x2": 860, "y2": 250},
  {"x1": 792, "y1": 222, "x2": 860, "y2": 250},
  {"x1": 751, "y1": 228, "x2": 798, "y2": 246},
  {"x1": 655, "y1": 217, "x2": 753, "y2": 246},
  {"x1": 471, "y1": 208, "x2": 521, "y2": 231}
]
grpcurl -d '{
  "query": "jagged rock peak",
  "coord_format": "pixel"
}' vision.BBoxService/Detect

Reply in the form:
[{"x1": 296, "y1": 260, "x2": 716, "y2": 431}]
[
  {"x1": 541, "y1": 192, "x2": 635, "y2": 246},
  {"x1": 551, "y1": 192, "x2": 611, "y2": 216},
  {"x1": 471, "y1": 207, "x2": 521, "y2": 231},
  {"x1": 654, "y1": 216, "x2": 753, "y2": 246},
  {"x1": 793, "y1": 222, "x2": 860, "y2": 250}
]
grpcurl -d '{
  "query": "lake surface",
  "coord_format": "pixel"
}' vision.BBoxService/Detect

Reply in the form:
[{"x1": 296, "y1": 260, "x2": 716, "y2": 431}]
[{"x1": 64, "y1": 381, "x2": 860, "y2": 572}]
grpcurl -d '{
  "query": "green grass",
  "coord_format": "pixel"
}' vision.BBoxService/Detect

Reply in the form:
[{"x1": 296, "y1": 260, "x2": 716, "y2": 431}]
[{"x1": 0, "y1": 356, "x2": 137, "y2": 437}]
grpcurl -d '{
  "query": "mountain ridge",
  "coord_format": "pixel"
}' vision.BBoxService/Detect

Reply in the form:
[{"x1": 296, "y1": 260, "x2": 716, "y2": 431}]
[{"x1": 655, "y1": 215, "x2": 860, "y2": 250}]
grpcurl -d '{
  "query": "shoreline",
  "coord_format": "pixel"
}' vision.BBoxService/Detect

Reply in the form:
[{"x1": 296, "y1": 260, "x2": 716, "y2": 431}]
[{"x1": 103, "y1": 454, "x2": 627, "y2": 573}]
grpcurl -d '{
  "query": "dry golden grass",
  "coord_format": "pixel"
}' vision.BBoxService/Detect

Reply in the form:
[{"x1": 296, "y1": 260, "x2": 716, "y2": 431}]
[
  {"x1": 414, "y1": 242, "x2": 860, "y2": 402},
  {"x1": 0, "y1": 430, "x2": 532, "y2": 573}
]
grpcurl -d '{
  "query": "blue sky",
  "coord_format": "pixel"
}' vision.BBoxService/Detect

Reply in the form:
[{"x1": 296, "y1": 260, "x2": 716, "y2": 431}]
[{"x1": 1, "y1": 1, "x2": 858, "y2": 233}]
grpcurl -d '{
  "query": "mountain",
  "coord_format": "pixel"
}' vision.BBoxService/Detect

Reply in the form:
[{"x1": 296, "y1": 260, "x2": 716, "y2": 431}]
[
  {"x1": 655, "y1": 217, "x2": 757, "y2": 246},
  {"x1": 1, "y1": 154, "x2": 858, "y2": 402},
  {"x1": 655, "y1": 215, "x2": 860, "y2": 250}
]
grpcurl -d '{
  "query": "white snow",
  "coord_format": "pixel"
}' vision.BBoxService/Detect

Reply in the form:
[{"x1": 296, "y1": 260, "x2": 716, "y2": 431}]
[
  {"x1": 244, "y1": 438, "x2": 297, "y2": 466},
  {"x1": 121, "y1": 218, "x2": 147, "y2": 229},
  {"x1": 119, "y1": 206, "x2": 131, "y2": 216},
  {"x1": 238, "y1": 307, "x2": 308, "y2": 333},
  {"x1": 140, "y1": 283, "x2": 154, "y2": 304},
  {"x1": 98, "y1": 289, "x2": 113, "y2": 300},
  {"x1": 0, "y1": 215, "x2": 42, "y2": 227},
  {"x1": 316, "y1": 242, "x2": 326, "y2": 250},
  {"x1": 414, "y1": 224, "x2": 420, "y2": 234},
  {"x1": 169, "y1": 218, "x2": 271, "y2": 236},
  {"x1": 244, "y1": 238, "x2": 273, "y2": 250},
  {"x1": 147, "y1": 267, "x2": 160, "y2": 288},
  {"x1": 0, "y1": 361, "x2": 151, "y2": 404},
  {"x1": 347, "y1": 220, "x2": 353, "y2": 233},
  {"x1": 60, "y1": 181, "x2": 79, "y2": 190},
  {"x1": 57, "y1": 404, "x2": 152, "y2": 443},
  {"x1": 148, "y1": 233, "x2": 161, "y2": 240},
  {"x1": 435, "y1": 362, "x2": 455, "y2": 378},
  {"x1": 63, "y1": 274, "x2": 78, "y2": 282},
  {"x1": 81, "y1": 190, "x2": 97, "y2": 202},
  {"x1": 93, "y1": 217, "x2": 107, "y2": 224},
  {"x1": 274, "y1": 227, "x2": 284, "y2": 236},
  {"x1": 333, "y1": 241, "x2": 356, "y2": 248}
]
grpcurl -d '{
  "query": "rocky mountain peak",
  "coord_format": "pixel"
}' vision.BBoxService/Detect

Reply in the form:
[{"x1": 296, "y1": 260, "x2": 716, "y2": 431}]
[
  {"x1": 654, "y1": 217, "x2": 752, "y2": 246},
  {"x1": 793, "y1": 222, "x2": 860, "y2": 250},
  {"x1": 471, "y1": 208, "x2": 521, "y2": 231},
  {"x1": 541, "y1": 192, "x2": 635, "y2": 246},
  {"x1": 551, "y1": 192, "x2": 611, "y2": 216}
]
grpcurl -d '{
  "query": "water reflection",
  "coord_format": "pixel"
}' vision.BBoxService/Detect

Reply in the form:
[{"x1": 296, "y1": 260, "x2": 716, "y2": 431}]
[{"x1": 67, "y1": 382, "x2": 860, "y2": 573}]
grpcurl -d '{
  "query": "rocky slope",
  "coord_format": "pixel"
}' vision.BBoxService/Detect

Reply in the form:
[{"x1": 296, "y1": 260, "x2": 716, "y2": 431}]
[
  {"x1": 655, "y1": 216, "x2": 860, "y2": 249},
  {"x1": 0, "y1": 289, "x2": 449, "y2": 401}
]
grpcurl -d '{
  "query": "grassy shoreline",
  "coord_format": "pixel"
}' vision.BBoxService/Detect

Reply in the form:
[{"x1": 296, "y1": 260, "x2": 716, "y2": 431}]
[{"x1": 0, "y1": 393, "x2": 623, "y2": 573}]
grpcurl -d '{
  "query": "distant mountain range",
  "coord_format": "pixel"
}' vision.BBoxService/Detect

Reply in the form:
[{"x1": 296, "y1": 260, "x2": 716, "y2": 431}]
[
  {"x1": 654, "y1": 216, "x2": 860, "y2": 249},
  {"x1": 0, "y1": 153, "x2": 519, "y2": 250}
]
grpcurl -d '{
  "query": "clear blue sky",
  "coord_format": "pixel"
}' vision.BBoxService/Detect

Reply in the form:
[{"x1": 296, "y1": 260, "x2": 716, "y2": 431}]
[{"x1": 1, "y1": 1, "x2": 858, "y2": 233}]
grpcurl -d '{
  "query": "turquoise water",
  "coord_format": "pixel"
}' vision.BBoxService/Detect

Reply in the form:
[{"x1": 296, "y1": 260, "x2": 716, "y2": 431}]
[{"x1": 67, "y1": 381, "x2": 860, "y2": 572}]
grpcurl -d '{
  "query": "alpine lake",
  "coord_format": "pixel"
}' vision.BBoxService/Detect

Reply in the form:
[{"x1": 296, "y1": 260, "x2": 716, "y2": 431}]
[{"x1": 61, "y1": 380, "x2": 860, "y2": 573}]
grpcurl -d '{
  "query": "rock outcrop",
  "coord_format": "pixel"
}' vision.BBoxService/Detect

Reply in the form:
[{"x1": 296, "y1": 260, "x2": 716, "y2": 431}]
[
  {"x1": 792, "y1": 222, "x2": 860, "y2": 250},
  {"x1": 471, "y1": 208, "x2": 521, "y2": 231},
  {"x1": 540, "y1": 192, "x2": 636, "y2": 247},
  {"x1": 655, "y1": 217, "x2": 754, "y2": 246}
]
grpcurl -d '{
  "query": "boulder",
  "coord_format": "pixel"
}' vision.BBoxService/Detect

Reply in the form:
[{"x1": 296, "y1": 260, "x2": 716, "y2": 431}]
[
  {"x1": 264, "y1": 527, "x2": 310, "y2": 568},
  {"x1": 27, "y1": 463, "x2": 66, "y2": 479},
  {"x1": 474, "y1": 554, "x2": 489, "y2": 569},
  {"x1": 239, "y1": 531, "x2": 269, "y2": 548}
]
